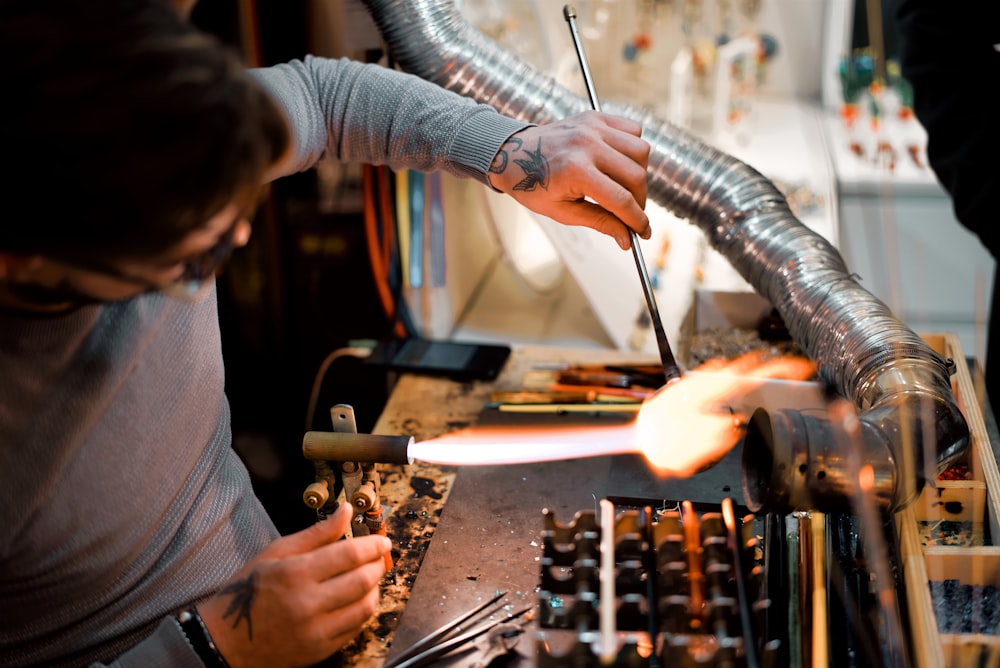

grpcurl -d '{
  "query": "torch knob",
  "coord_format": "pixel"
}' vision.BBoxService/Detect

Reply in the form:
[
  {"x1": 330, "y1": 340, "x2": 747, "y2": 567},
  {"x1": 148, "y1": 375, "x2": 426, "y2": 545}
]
[
  {"x1": 351, "y1": 483, "x2": 378, "y2": 511},
  {"x1": 303, "y1": 481, "x2": 330, "y2": 509}
]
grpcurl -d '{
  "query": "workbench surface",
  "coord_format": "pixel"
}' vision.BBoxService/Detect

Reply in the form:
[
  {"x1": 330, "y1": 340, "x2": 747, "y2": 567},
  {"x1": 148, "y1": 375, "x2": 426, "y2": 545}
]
[
  {"x1": 326, "y1": 341, "x2": 1000, "y2": 668},
  {"x1": 332, "y1": 344, "x2": 750, "y2": 667}
]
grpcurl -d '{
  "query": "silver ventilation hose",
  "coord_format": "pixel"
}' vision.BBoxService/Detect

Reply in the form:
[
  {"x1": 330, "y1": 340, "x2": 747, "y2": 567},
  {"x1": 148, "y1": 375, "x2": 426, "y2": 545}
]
[{"x1": 360, "y1": 0, "x2": 969, "y2": 512}]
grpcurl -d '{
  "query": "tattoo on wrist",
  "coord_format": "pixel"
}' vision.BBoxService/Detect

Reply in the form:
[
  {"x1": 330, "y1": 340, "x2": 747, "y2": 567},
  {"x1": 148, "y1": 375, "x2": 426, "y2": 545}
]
[
  {"x1": 489, "y1": 138, "x2": 514, "y2": 174},
  {"x1": 220, "y1": 571, "x2": 256, "y2": 640},
  {"x1": 513, "y1": 138, "x2": 550, "y2": 192},
  {"x1": 490, "y1": 137, "x2": 550, "y2": 192}
]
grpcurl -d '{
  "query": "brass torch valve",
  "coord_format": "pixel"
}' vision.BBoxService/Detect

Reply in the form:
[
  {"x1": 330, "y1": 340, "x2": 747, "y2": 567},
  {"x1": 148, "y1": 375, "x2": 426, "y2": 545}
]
[
  {"x1": 303, "y1": 461, "x2": 333, "y2": 511},
  {"x1": 301, "y1": 404, "x2": 413, "y2": 570}
]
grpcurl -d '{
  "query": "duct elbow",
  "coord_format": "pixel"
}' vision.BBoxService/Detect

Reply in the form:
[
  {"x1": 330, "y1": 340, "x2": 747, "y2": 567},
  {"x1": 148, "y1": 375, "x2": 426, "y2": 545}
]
[
  {"x1": 855, "y1": 356, "x2": 971, "y2": 486},
  {"x1": 741, "y1": 388, "x2": 970, "y2": 515},
  {"x1": 741, "y1": 407, "x2": 899, "y2": 514}
]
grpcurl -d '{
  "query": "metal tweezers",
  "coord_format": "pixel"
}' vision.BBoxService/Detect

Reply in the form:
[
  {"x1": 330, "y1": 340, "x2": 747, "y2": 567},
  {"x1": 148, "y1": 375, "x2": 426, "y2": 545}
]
[{"x1": 384, "y1": 592, "x2": 532, "y2": 668}]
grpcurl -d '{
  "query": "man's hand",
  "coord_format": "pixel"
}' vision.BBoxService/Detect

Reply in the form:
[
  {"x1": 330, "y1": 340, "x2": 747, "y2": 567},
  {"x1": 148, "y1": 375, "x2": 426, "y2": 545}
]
[
  {"x1": 198, "y1": 504, "x2": 391, "y2": 668},
  {"x1": 487, "y1": 110, "x2": 651, "y2": 250}
]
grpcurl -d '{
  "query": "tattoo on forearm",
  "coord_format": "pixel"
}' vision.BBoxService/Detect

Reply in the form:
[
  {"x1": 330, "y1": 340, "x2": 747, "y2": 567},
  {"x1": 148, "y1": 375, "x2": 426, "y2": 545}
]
[
  {"x1": 220, "y1": 572, "x2": 256, "y2": 640},
  {"x1": 512, "y1": 139, "x2": 550, "y2": 192}
]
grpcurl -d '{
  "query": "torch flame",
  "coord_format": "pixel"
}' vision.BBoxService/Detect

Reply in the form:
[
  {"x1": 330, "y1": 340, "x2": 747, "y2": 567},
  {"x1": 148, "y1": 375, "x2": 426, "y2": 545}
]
[
  {"x1": 636, "y1": 350, "x2": 817, "y2": 476},
  {"x1": 409, "y1": 350, "x2": 817, "y2": 478}
]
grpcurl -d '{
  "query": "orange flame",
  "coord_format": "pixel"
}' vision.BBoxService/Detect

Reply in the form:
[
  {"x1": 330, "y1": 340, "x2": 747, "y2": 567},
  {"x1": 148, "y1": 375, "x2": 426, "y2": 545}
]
[
  {"x1": 410, "y1": 350, "x2": 817, "y2": 478},
  {"x1": 636, "y1": 350, "x2": 817, "y2": 476}
]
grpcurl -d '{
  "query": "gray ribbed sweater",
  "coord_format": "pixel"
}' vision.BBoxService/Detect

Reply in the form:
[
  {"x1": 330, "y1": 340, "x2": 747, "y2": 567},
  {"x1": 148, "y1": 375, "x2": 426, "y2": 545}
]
[{"x1": 0, "y1": 57, "x2": 528, "y2": 667}]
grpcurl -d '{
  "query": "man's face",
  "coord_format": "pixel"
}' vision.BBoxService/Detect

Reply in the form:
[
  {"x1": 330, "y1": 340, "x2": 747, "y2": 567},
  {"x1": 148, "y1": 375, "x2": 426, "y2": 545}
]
[{"x1": 1, "y1": 202, "x2": 252, "y2": 309}]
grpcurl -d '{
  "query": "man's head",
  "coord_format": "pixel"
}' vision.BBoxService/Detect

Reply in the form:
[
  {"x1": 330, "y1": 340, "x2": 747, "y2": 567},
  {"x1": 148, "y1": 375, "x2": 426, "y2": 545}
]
[{"x1": 0, "y1": 0, "x2": 290, "y2": 306}]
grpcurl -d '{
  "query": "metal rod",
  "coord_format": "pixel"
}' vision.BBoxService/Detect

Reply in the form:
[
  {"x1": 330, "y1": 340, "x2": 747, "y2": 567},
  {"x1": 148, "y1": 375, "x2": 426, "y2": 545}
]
[
  {"x1": 562, "y1": 4, "x2": 682, "y2": 384},
  {"x1": 722, "y1": 497, "x2": 762, "y2": 668},
  {"x1": 386, "y1": 591, "x2": 506, "y2": 667},
  {"x1": 641, "y1": 505, "x2": 662, "y2": 668},
  {"x1": 563, "y1": 5, "x2": 602, "y2": 112},
  {"x1": 389, "y1": 605, "x2": 532, "y2": 668},
  {"x1": 599, "y1": 499, "x2": 617, "y2": 662}
]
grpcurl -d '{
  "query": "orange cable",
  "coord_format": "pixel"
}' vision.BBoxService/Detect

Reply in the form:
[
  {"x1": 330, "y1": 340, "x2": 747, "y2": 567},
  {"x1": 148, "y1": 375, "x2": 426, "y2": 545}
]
[
  {"x1": 235, "y1": 0, "x2": 263, "y2": 67},
  {"x1": 376, "y1": 166, "x2": 394, "y2": 273},
  {"x1": 377, "y1": 165, "x2": 408, "y2": 338},
  {"x1": 363, "y1": 164, "x2": 407, "y2": 338}
]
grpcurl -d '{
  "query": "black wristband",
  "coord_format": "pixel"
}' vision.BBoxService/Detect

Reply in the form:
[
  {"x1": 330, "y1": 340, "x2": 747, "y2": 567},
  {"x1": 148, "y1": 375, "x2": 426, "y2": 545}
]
[{"x1": 177, "y1": 606, "x2": 231, "y2": 668}]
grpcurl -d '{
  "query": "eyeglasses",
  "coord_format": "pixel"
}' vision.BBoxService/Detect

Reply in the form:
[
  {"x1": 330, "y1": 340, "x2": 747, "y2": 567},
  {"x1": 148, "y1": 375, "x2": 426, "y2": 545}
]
[
  {"x1": 161, "y1": 218, "x2": 242, "y2": 299},
  {"x1": 52, "y1": 216, "x2": 244, "y2": 302}
]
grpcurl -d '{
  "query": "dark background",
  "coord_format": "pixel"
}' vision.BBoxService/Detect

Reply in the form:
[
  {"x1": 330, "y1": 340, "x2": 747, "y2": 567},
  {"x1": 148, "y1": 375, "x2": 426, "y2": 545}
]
[{"x1": 190, "y1": 0, "x2": 395, "y2": 536}]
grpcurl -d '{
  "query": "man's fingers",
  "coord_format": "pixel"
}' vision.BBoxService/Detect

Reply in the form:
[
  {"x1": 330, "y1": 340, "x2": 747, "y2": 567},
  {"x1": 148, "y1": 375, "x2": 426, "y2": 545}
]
[
  {"x1": 600, "y1": 125, "x2": 651, "y2": 167},
  {"x1": 315, "y1": 587, "x2": 382, "y2": 652},
  {"x1": 533, "y1": 199, "x2": 632, "y2": 250},
  {"x1": 310, "y1": 533, "x2": 392, "y2": 582},
  {"x1": 601, "y1": 181, "x2": 650, "y2": 236},
  {"x1": 590, "y1": 111, "x2": 643, "y2": 138},
  {"x1": 587, "y1": 127, "x2": 650, "y2": 210},
  {"x1": 315, "y1": 558, "x2": 387, "y2": 612},
  {"x1": 263, "y1": 505, "x2": 354, "y2": 559},
  {"x1": 582, "y1": 111, "x2": 651, "y2": 180},
  {"x1": 575, "y1": 167, "x2": 650, "y2": 239},
  {"x1": 552, "y1": 119, "x2": 651, "y2": 236}
]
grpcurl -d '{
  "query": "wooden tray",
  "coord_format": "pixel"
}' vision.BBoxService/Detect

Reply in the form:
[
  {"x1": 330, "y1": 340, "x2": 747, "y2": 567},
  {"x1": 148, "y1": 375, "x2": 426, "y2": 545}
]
[{"x1": 898, "y1": 333, "x2": 1000, "y2": 668}]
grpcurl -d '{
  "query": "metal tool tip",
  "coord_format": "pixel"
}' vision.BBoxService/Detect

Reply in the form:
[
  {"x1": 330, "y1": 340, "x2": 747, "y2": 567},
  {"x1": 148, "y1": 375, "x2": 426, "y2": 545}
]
[{"x1": 563, "y1": 5, "x2": 577, "y2": 20}]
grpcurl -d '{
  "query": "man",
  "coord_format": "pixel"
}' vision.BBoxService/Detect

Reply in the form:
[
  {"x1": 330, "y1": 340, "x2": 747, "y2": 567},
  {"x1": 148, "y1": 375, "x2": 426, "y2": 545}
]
[
  {"x1": 897, "y1": 0, "x2": 1000, "y2": 406},
  {"x1": 0, "y1": 0, "x2": 650, "y2": 666}
]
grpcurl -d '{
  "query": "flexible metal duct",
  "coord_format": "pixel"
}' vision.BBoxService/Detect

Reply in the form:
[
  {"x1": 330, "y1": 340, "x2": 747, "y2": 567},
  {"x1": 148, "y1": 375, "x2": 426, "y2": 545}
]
[{"x1": 360, "y1": 0, "x2": 969, "y2": 512}]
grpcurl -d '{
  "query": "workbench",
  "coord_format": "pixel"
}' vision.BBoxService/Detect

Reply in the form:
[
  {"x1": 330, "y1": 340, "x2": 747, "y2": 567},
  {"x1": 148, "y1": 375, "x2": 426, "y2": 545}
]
[
  {"x1": 331, "y1": 343, "x2": 758, "y2": 667},
  {"x1": 329, "y1": 341, "x2": 1000, "y2": 668}
]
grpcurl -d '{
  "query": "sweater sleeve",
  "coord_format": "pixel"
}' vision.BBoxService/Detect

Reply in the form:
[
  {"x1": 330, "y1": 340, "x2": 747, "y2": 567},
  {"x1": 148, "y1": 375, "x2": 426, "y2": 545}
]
[
  {"x1": 90, "y1": 618, "x2": 204, "y2": 668},
  {"x1": 247, "y1": 55, "x2": 531, "y2": 185},
  {"x1": 897, "y1": 0, "x2": 1000, "y2": 259}
]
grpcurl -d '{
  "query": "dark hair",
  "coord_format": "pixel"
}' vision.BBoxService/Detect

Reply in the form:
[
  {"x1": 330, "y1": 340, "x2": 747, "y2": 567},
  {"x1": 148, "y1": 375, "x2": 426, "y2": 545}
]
[{"x1": 0, "y1": 0, "x2": 290, "y2": 262}]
